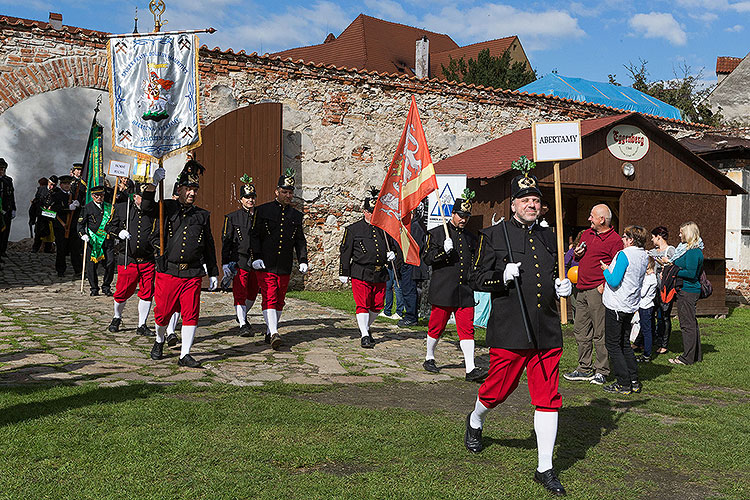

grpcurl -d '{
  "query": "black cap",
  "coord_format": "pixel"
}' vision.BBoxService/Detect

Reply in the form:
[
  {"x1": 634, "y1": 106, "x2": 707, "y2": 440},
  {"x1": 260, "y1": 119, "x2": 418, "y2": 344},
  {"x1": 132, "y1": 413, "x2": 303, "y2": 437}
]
[
  {"x1": 71, "y1": 162, "x2": 83, "y2": 170},
  {"x1": 363, "y1": 187, "x2": 379, "y2": 212},
  {"x1": 177, "y1": 159, "x2": 205, "y2": 188},
  {"x1": 90, "y1": 185, "x2": 106, "y2": 195},
  {"x1": 452, "y1": 198, "x2": 472, "y2": 217},
  {"x1": 241, "y1": 184, "x2": 256, "y2": 198},
  {"x1": 511, "y1": 174, "x2": 542, "y2": 200},
  {"x1": 278, "y1": 168, "x2": 296, "y2": 190},
  {"x1": 58, "y1": 175, "x2": 74, "y2": 184},
  {"x1": 49, "y1": 175, "x2": 58, "y2": 184},
  {"x1": 0, "y1": 158, "x2": 7, "y2": 168}
]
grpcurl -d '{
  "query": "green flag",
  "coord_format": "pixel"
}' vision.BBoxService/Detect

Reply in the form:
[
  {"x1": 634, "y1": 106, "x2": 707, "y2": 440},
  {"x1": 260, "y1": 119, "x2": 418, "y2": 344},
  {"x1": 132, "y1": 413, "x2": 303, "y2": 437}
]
[{"x1": 83, "y1": 121, "x2": 104, "y2": 204}]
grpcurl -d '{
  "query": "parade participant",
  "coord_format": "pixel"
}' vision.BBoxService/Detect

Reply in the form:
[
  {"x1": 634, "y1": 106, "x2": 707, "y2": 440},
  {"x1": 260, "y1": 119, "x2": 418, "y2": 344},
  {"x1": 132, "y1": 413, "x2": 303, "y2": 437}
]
[
  {"x1": 114, "y1": 177, "x2": 134, "y2": 204},
  {"x1": 71, "y1": 163, "x2": 87, "y2": 200},
  {"x1": 421, "y1": 190, "x2": 485, "y2": 382},
  {"x1": 104, "y1": 170, "x2": 164, "y2": 335},
  {"x1": 50, "y1": 175, "x2": 85, "y2": 277},
  {"x1": 251, "y1": 168, "x2": 308, "y2": 350},
  {"x1": 221, "y1": 175, "x2": 259, "y2": 337},
  {"x1": 338, "y1": 188, "x2": 397, "y2": 349},
  {"x1": 33, "y1": 176, "x2": 58, "y2": 254},
  {"x1": 0, "y1": 159, "x2": 16, "y2": 260},
  {"x1": 77, "y1": 185, "x2": 116, "y2": 296},
  {"x1": 464, "y1": 171, "x2": 572, "y2": 496},
  {"x1": 150, "y1": 159, "x2": 219, "y2": 368}
]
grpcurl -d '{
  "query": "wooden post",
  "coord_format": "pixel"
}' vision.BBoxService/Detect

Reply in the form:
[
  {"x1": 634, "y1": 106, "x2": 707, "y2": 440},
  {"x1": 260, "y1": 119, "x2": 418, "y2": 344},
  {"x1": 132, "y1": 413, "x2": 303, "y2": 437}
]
[
  {"x1": 80, "y1": 240, "x2": 88, "y2": 294},
  {"x1": 110, "y1": 177, "x2": 120, "y2": 215},
  {"x1": 436, "y1": 195, "x2": 450, "y2": 239},
  {"x1": 554, "y1": 161, "x2": 568, "y2": 324}
]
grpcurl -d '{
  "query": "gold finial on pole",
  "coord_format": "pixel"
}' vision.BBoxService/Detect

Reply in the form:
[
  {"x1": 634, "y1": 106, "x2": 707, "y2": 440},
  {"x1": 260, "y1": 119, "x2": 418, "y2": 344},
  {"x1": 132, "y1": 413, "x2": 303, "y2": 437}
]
[{"x1": 149, "y1": 0, "x2": 167, "y2": 32}]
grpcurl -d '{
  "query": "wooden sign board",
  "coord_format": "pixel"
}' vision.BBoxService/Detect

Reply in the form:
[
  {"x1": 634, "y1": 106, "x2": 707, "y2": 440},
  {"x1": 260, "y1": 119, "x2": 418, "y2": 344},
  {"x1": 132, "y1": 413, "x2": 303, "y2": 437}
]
[
  {"x1": 532, "y1": 121, "x2": 583, "y2": 162},
  {"x1": 108, "y1": 160, "x2": 131, "y2": 178}
]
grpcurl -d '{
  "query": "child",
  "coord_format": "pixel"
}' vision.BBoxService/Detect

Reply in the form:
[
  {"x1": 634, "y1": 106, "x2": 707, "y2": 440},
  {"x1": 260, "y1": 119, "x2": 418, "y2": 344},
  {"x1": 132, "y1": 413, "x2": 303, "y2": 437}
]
[{"x1": 637, "y1": 257, "x2": 658, "y2": 362}]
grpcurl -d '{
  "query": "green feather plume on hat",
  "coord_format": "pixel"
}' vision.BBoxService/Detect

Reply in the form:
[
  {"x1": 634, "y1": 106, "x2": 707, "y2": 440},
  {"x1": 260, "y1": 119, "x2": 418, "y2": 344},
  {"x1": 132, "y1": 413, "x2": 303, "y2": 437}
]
[
  {"x1": 511, "y1": 155, "x2": 536, "y2": 176},
  {"x1": 461, "y1": 188, "x2": 476, "y2": 201},
  {"x1": 284, "y1": 167, "x2": 295, "y2": 177},
  {"x1": 240, "y1": 174, "x2": 253, "y2": 185}
]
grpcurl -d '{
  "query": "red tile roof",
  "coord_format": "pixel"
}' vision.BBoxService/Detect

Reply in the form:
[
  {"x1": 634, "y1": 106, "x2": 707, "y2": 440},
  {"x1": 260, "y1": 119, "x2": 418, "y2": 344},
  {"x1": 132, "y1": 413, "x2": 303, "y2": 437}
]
[
  {"x1": 716, "y1": 56, "x2": 743, "y2": 74},
  {"x1": 435, "y1": 115, "x2": 631, "y2": 179}
]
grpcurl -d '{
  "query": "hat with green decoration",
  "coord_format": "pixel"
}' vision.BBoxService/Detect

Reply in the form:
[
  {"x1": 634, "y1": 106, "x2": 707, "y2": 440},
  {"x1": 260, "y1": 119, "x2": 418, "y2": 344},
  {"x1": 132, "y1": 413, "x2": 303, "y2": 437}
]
[
  {"x1": 452, "y1": 188, "x2": 475, "y2": 216},
  {"x1": 510, "y1": 155, "x2": 542, "y2": 200},
  {"x1": 278, "y1": 167, "x2": 296, "y2": 190},
  {"x1": 239, "y1": 174, "x2": 256, "y2": 198}
]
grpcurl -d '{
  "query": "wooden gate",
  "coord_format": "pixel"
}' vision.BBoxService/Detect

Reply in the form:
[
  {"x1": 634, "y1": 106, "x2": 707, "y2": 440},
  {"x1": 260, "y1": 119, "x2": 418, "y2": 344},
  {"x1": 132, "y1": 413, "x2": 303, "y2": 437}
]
[{"x1": 192, "y1": 102, "x2": 282, "y2": 262}]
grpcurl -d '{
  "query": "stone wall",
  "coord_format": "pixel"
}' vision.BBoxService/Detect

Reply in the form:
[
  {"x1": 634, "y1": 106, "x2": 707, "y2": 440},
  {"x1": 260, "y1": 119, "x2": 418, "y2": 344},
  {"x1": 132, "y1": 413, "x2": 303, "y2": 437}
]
[{"x1": 0, "y1": 14, "x2": 707, "y2": 289}]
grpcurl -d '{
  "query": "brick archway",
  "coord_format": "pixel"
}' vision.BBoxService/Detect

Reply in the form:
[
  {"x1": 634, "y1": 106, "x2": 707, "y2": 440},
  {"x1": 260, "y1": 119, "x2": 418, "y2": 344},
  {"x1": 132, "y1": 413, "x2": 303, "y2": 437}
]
[{"x1": 0, "y1": 54, "x2": 108, "y2": 114}]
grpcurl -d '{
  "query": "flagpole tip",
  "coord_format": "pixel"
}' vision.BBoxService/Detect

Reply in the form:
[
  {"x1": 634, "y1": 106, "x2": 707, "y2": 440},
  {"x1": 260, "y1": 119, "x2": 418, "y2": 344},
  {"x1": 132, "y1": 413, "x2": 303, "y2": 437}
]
[{"x1": 207, "y1": 27, "x2": 216, "y2": 34}]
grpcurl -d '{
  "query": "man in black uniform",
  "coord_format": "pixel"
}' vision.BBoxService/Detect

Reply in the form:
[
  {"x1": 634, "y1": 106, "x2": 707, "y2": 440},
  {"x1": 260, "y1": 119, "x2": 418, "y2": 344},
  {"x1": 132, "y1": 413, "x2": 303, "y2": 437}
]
[
  {"x1": 50, "y1": 175, "x2": 85, "y2": 277},
  {"x1": 105, "y1": 171, "x2": 163, "y2": 335},
  {"x1": 221, "y1": 177, "x2": 260, "y2": 337},
  {"x1": 464, "y1": 173, "x2": 572, "y2": 496},
  {"x1": 77, "y1": 185, "x2": 116, "y2": 296},
  {"x1": 421, "y1": 193, "x2": 485, "y2": 381},
  {"x1": 150, "y1": 159, "x2": 219, "y2": 368},
  {"x1": 0, "y1": 158, "x2": 16, "y2": 259},
  {"x1": 251, "y1": 168, "x2": 308, "y2": 350},
  {"x1": 339, "y1": 189, "x2": 397, "y2": 348}
]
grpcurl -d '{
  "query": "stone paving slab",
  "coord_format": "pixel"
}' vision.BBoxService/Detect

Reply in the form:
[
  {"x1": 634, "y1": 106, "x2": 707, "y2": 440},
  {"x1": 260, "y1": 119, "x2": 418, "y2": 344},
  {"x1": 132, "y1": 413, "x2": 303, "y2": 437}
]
[{"x1": 0, "y1": 249, "x2": 487, "y2": 388}]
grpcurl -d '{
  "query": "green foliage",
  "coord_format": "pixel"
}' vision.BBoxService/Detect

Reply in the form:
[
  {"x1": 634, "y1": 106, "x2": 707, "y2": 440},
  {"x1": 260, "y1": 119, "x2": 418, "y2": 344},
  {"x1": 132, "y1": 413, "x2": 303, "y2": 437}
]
[
  {"x1": 461, "y1": 188, "x2": 476, "y2": 201},
  {"x1": 240, "y1": 174, "x2": 253, "y2": 185},
  {"x1": 284, "y1": 167, "x2": 295, "y2": 177},
  {"x1": 511, "y1": 155, "x2": 536, "y2": 175},
  {"x1": 623, "y1": 59, "x2": 723, "y2": 125},
  {"x1": 441, "y1": 48, "x2": 536, "y2": 91}
]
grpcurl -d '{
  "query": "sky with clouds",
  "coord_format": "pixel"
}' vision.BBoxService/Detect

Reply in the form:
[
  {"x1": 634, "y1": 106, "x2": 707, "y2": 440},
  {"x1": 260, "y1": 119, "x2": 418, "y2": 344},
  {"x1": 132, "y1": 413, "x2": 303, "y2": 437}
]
[{"x1": 2, "y1": 0, "x2": 748, "y2": 87}]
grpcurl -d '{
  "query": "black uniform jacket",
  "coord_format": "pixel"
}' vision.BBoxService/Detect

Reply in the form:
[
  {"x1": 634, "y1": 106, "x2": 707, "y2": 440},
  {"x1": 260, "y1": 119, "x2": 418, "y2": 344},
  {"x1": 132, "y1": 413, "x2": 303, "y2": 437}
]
[
  {"x1": 222, "y1": 208, "x2": 255, "y2": 270},
  {"x1": 472, "y1": 217, "x2": 562, "y2": 350},
  {"x1": 49, "y1": 188, "x2": 85, "y2": 230},
  {"x1": 251, "y1": 200, "x2": 307, "y2": 275},
  {"x1": 152, "y1": 199, "x2": 219, "y2": 279},
  {"x1": 423, "y1": 223, "x2": 477, "y2": 308},
  {"x1": 105, "y1": 190, "x2": 157, "y2": 265},
  {"x1": 0, "y1": 175, "x2": 16, "y2": 214},
  {"x1": 339, "y1": 218, "x2": 400, "y2": 283},
  {"x1": 77, "y1": 201, "x2": 115, "y2": 247}
]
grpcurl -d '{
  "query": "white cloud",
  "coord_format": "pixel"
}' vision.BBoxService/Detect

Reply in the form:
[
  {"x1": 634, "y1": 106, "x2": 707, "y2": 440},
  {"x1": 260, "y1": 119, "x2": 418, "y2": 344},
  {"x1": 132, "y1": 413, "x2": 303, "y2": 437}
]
[
  {"x1": 725, "y1": 23, "x2": 744, "y2": 31},
  {"x1": 730, "y1": 1, "x2": 750, "y2": 11},
  {"x1": 628, "y1": 12, "x2": 687, "y2": 46},
  {"x1": 363, "y1": 0, "x2": 417, "y2": 25},
  {"x1": 421, "y1": 4, "x2": 585, "y2": 51},
  {"x1": 689, "y1": 12, "x2": 719, "y2": 21}
]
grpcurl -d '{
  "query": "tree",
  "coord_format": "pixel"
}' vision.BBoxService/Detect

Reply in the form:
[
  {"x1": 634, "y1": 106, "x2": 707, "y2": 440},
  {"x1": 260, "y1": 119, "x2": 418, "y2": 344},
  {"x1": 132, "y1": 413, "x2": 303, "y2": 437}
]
[
  {"x1": 441, "y1": 48, "x2": 536, "y2": 91},
  {"x1": 623, "y1": 59, "x2": 722, "y2": 125}
]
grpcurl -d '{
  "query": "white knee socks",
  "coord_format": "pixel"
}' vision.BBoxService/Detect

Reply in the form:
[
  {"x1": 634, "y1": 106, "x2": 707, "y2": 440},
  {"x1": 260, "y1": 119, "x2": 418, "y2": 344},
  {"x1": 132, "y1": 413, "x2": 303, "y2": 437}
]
[
  {"x1": 155, "y1": 324, "x2": 166, "y2": 343},
  {"x1": 534, "y1": 410, "x2": 558, "y2": 473},
  {"x1": 167, "y1": 313, "x2": 180, "y2": 335},
  {"x1": 425, "y1": 336, "x2": 439, "y2": 361},
  {"x1": 263, "y1": 309, "x2": 278, "y2": 334},
  {"x1": 460, "y1": 339, "x2": 476, "y2": 373},
  {"x1": 137, "y1": 299, "x2": 151, "y2": 327},
  {"x1": 356, "y1": 312, "x2": 369, "y2": 337},
  {"x1": 470, "y1": 397, "x2": 490, "y2": 429},
  {"x1": 113, "y1": 301, "x2": 126, "y2": 319},
  {"x1": 236, "y1": 304, "x2": 247, "y2": 326},
  {"x1": 180, "y1": 325, "x2": 196, "y2": 359}
]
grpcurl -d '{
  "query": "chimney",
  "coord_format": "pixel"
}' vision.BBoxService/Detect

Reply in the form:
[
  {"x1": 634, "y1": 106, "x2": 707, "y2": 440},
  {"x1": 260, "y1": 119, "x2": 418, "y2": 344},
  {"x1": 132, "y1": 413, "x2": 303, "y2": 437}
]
[
  {"x1": 48, "y1": 12, "x2": 63, "y2": 30},
  {"x1": 415, "y1": 36, "x2": 429, "y2": 79}
]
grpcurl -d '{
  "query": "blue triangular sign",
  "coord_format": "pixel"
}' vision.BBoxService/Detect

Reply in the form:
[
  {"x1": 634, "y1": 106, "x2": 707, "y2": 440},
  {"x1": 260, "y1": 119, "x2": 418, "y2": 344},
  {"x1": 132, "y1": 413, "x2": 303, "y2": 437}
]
[{"x1": 431, "y1": 183, "x2": 455, "y2": 217}]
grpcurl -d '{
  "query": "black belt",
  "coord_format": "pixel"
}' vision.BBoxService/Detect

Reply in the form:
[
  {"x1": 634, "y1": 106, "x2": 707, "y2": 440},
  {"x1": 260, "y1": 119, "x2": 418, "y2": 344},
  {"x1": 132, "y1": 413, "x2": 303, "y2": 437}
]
[
  {"x1": 166, "y1": 261, "x2": 202, "y2": 272},
  {"x1": 133, "y1": 257, "x2": 154, "y2": 264}
]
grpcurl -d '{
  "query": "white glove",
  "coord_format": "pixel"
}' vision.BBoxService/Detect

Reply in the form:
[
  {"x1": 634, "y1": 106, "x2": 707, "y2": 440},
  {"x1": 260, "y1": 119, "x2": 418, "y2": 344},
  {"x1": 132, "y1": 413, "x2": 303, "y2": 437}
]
[
  {"x1": 69, "y1": 200, "x2": 80, "y2": 210},
  {"x1": 11, "y1": 210, "x2": 15, "y2": 219},
  {"x1": 152, "y1": 167, "x2": 166, "y2": 185},
  {"x1": 80, "y1": 234, "x2": 90, "y2": 243},
  {"x1": 555, "y1": 278, "x2": 573, "y2": 298},
  {"x1": 387, "y1": 251, "x2": 396, "y2": 261},
  {"x1": 503, "y1": 262, "x2": 521, "y2": 284},
  {"x1": 443, "y1": 238, "x2": 454, "y2": 253},
  {"x1": 118, "y1": 229, "x2": 131, "y2": 240},
  {"x1": 209, "y1": 276, "x2": 218, "y2": 291},
  {"x1": 252, "y1": 259, "x2": 266, "y2": 270},
  {"x1": 338, "y1": 275, "x2": 348, "y2": 284},
  {"x1": 299, "y1": 263, "x2": 308, "y2": 274}
]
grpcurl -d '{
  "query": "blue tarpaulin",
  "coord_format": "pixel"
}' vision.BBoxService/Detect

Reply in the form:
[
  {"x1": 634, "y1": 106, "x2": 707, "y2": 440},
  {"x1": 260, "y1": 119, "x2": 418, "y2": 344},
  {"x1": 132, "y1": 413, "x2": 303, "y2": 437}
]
[{"x1": 519, "y1": 74, "x2": 683, "y2": 121}]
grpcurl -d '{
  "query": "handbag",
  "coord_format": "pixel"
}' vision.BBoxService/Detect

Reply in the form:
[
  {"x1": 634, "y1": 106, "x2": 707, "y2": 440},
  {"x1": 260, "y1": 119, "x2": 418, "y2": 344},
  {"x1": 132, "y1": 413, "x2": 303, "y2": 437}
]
[{"x1": 698, "y1": 270, "x2": 713, "y2": 299}]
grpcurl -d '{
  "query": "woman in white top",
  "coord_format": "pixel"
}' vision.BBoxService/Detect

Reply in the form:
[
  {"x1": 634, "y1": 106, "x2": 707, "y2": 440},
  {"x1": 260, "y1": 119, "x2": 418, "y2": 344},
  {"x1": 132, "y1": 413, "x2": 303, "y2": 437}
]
[{"x1": 600, "y1": 226, "x2": 650, "y2": 395}]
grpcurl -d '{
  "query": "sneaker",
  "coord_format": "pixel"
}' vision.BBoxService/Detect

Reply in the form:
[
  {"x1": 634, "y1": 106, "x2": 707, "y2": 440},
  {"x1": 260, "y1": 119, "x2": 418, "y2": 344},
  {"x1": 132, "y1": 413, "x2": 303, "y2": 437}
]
[
  {"x1": 107, "y1": 317, "x2": 121, "y2": 333},
  {"x1": 378, "y1": 311, "x2": 392, "y2": 318},
  {"x1": 465, "y1": 367, "x2": 488, "y2": 382},
  {"x1": 422, "y1": 359, "x2": 439, "y2": 373},
  {"x1": 177, "y1": 354, "x2": 202, "y2": 368},
  {"x1": 150, "y1": 341, "x2": 164, "y2": 360},
  {"x1": 563, "y1": 369, "x2": 594, "y2": 381},
  {"x1": 166, "y1": 333, "x2": 178, "y2": 347},
  {"x1": 270, "y1": 333, "x2": 283, "y2": 350},
  {"x1": 636, "y1": 354, "x2": 651, "y2": 363},
  {"x1": 136, "y1": 324, "x2": 153, "y2": 337},
  {"x1": 631, "y1": 381, "x2": 642, "y2": 393},
  {"x1": 393, "y1": 313, "x2": 403, "y2": 321},
  {"x1": 603, "y1": 382, "x2": 632, "y2": 395},
  {"x1": 239, "y1": 323, "x2": 253, "y2": 337},
  {"x1": 590, "y1": 373, "x2": 607, "y2": 385},
  {"x1": 397, "y1": 319, "x2": 418, "y2": 327}
]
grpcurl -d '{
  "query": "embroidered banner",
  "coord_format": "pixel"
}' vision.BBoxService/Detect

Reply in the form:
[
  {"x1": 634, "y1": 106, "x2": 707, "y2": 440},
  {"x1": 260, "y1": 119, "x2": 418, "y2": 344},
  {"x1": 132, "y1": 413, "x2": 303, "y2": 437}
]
[{"x1": 107, "y1": 33, "x2": 201, "y2": 160}]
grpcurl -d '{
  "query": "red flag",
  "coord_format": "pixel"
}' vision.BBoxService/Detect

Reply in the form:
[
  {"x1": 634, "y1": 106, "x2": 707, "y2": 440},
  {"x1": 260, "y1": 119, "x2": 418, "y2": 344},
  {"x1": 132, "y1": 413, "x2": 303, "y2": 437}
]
[{"x1": 371, "y1": 96, "x2": 438, "y2": 265}]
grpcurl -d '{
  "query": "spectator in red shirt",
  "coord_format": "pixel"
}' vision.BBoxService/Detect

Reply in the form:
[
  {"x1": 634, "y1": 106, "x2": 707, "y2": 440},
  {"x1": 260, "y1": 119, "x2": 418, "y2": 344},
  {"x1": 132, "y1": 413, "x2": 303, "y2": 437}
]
[{"x1": 563, "y1": 204, "x2": 623, "y2": 385}]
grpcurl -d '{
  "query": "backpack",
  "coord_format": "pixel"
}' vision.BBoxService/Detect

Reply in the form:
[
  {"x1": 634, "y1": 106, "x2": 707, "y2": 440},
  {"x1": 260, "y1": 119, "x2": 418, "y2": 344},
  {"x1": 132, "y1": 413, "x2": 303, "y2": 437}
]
[
  {"x1": 659, "y1": 264, "x2": 681, "y2": 307},
  {"x1": 698, "y1": 270, "x2": 713, "y2": 299}
]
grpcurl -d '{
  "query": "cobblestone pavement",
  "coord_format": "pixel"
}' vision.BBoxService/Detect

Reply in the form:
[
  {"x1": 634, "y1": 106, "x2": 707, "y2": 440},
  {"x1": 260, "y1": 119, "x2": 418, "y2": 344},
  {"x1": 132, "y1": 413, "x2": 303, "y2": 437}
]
[{"x1": 0, "y1": 249, "x2": 487, "y2": 388}]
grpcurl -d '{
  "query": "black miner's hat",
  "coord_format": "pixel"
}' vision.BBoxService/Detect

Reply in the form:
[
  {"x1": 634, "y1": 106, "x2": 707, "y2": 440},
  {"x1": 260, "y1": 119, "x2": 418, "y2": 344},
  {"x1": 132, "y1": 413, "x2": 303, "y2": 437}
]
[
  {"x1": 177, "y1": 159, "x2": 205, "y2": 188},
  {"x1": 511, "y1": 174, "x2": 543, "y2": 200},
  {"x1": 58, "y1": 175, "x2": 74, "y2": 184},
  {"x1": 89, "y1": 184, "x2": 106, "y2": 196},
  {"x1": 363, "y1": 187, "x2": 379, "y2": 213},
  {"x1": 452, "y1": 198, "x2": 472, "y2": 217},
  {"x1": 241, "y1": 184, "x2": 257, "y2": 198},
  {"x1": 278, "y1": 168, "x2": 296, "y2": 190}
]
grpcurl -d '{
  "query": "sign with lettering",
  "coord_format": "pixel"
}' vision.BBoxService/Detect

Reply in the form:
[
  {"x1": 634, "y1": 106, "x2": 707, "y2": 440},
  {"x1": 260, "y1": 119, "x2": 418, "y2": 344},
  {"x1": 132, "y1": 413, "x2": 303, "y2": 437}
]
[
  {"x1": 606, "y1": 124, "x2": 649, "y2": 161},
  {"x1": 108, "y1": 160, "x2": 131, "y2": 178},
  {"x1": 532, "y1": 121, "x2": 582, "y2": 162}
]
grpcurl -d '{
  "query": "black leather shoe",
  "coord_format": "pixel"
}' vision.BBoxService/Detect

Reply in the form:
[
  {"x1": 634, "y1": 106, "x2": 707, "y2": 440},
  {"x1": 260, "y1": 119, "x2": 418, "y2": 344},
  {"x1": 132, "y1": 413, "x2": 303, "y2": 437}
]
[
  {"x1": 178, "y1": 353, "x2": 202, "y2": 368},
  {"x1": 360, "y1": 335, "x2": 375, "y2": 349},
  {"x1": 465, "y1": 367, "x2": 488, "y2": 382},
  {"x1": 166, "y1": 333, "x2": 178, "y2": 347},
  {"x1": 136, "y1": 324, "x2": 153, "y2": 337},
  {"x1": 150, "y1": 341, "x2": 164, "y2": 360},
  {"x1": 464, "y1": 413, "x2": 483, "y2": 453},
  {"x1": 264, "y1": 333, "x2": 271, "y2": 344},
  {"x1": 107, "y1": 317, "x2": 121, "y2": 333},
  {"x1": 57, "y1": 271, "x2": 65, "y2": 277},
  {"x1": 423, "y1": 359, "x2": 439, "y2": 373},
  {"x1": 534, "y1": 468, "x2": 566, "y2": 496},
  {"x1": 270, "y1": 333, "x2": 282, "y2": 350},
  {"x1": 90, "y1": 290, "x2": 99, "y2": 296},
  {"x1": 239, "y1": 324, "x2": 253, "y2": 337},
  {"x1": 102, "y1": 289, "x2": 113, "y2": 297}
]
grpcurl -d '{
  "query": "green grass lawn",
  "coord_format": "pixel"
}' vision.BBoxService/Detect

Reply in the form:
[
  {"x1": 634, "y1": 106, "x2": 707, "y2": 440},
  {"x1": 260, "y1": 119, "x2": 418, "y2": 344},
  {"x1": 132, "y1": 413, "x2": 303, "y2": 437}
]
[{"x1": 1, "y1": 292, "x2": 748, "y2": 499}]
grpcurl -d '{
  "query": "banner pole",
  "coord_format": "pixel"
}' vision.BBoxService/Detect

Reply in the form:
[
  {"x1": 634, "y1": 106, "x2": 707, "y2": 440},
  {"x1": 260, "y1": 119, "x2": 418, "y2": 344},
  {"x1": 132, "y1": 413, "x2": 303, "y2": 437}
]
[
  {"x1": 80, "y1": 240, "x2": 88, "y2": 294},
  {"x1": 110, "y1": 178, "x2": 120, "y2": 216},
  {"x1": 384, "y1": 235, "x2": 400, "y2": 290},
  {"x1": 553, "y1": 162, "x2": 568, "y2": 324},
  {"x1": 436, "y1": 195, "x2": 450, "y2": 239},
  {"x1": 158, "y1": 158, "x2": 165, "y2": 256}
]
